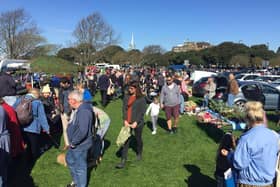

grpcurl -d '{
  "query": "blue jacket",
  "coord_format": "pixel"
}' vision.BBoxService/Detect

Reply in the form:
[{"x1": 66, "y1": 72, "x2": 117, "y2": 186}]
[
  {"x1": 13, "y1": 94, "x2": 50, "y2": 134},
  {"x1": 67, "y1": 102, "x2": 93, "y2": 151},
  {"x1": 230, "y1": 125, "x2": 279, "y2": 186}
]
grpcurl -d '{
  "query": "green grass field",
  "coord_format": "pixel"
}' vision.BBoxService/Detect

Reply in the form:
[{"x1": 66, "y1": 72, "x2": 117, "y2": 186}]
[{"x1": 9, "y1": 95, "x2": 280, "y2": 187}]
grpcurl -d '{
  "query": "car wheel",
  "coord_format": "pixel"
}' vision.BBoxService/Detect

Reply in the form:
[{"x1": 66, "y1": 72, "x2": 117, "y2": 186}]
[{"x1": 235, "y1": 100, "x2": 246, "y2": 112}]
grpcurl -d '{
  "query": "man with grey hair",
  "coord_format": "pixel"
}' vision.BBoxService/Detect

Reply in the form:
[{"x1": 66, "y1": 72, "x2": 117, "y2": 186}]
[{"x1": 66, "y1": 90, "x2": 94, "y2": 187}]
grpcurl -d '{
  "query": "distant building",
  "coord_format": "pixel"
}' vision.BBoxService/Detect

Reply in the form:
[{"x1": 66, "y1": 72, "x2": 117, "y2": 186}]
[
  {"x1": 172, "y1": 41, "x2": 212, "y2": 52},
  {"x1": 128, "y1": 33, "x2": 136, "y2": 50}
]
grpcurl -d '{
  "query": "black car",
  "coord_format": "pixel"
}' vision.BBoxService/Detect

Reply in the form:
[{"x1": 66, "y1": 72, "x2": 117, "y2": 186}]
[{"x1": 192, "y1": 75, "x2": 228, "y2": 100}]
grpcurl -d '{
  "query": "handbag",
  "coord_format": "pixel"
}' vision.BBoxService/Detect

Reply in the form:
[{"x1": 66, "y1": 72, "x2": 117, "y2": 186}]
[
  {"x1": 224, "y1": 168, "x2": 236, "y2": 187},
  {"x1": 107, "y1": 86, "x2": 115, "y2": 95},
  {"x1": 107, "y1": 78, "x2": 115, "y2": 95},
  {"x1": 116, "y1": 126, "x2": 131, "y2": 147}
]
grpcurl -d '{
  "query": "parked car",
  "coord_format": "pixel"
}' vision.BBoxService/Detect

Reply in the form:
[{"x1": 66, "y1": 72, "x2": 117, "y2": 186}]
[
  {"x1": 234, "y1": 81, "x2": 280, "y2": 111},
  {"x1": 253, "y1": 75, "x2": 280, "y2": 83},
  {"x1": 235, "y1": 73, "x2": 260, "y2": 81},
  {"x1": 192, "y1": 75, "x2": 228, "y2": 100},
  {"x1": 272, "y1": 79, "x2": 280, "y2": 91}
]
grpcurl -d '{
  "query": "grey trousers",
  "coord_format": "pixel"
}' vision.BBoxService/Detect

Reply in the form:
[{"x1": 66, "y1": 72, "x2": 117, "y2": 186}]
[{"x1": 151, "y1": 115, "x2": 158, "y2": 131}]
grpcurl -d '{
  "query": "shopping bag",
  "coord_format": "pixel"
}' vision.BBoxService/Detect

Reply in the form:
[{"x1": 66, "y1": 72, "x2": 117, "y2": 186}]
[
  {"x1": 116, "y1": 126, "x2": 131, "y2": 147},
  {"x1": 224, "y1": 168, "x2": 235, "y2": 187},
  {"x1": 275, "y1": 153, "x2": 280, "y2": 187}
]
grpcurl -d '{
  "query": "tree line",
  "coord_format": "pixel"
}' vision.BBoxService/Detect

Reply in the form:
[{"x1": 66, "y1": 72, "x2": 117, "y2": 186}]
[{"x1": 0, "y1": 8, "x2": 279, "y2": 67}]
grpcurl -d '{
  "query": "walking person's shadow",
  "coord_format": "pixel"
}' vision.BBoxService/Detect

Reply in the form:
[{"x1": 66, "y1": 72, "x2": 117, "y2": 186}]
[{"x1": 184, "y1": 164, "x2": 216, "y2": 187}]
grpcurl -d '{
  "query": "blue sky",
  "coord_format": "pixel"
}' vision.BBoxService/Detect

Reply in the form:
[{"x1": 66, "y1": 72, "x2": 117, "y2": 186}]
[{"x1": 1, "y1": 0, "x2": 280, "y2": 52}]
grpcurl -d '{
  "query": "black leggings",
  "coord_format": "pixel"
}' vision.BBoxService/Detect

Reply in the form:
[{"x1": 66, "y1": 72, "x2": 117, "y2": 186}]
[
  {"x1": 23, "y1": 132, "x2": 40, "y2": 161},
  {"x1": 121, "y1": 125, "x2": 144, "y2": 160},
  {"x1": 100, "y1": 90, "x2": 108, "y2": 106}
]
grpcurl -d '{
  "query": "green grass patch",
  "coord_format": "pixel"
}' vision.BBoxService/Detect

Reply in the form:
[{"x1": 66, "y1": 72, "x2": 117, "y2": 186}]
[
  {"x1": 30, "y1": 56, "x2": 80, "y2": 74},
  {"x1": 12, "y1": 94, "x2": 280, "y2": 187}
]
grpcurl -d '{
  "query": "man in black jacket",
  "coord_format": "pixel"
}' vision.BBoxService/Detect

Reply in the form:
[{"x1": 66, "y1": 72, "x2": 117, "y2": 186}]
[
  {"x1": 97, "y1": 68, "x2": 110, "y2": 107},
  {"x1": 0, "y1": 70, "x2": 16, "y2": 106}
]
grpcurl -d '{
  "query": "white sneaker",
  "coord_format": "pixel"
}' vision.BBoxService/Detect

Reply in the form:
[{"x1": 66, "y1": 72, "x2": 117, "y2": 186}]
[{"x1": 152, "y1": 130, "x2": 157, "y2": 135}]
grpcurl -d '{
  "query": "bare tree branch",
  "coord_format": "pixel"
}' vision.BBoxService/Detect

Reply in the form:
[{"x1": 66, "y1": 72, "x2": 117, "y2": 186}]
[
  {"x1": 73, "y1": 12, "x2": 120, "y2": 51},
  {"x1": 0, "y1": 8, "x2": 45, "y2": 58}
]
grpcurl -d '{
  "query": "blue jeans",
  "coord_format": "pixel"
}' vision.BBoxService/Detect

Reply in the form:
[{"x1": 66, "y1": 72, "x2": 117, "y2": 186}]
[
  {"x1": 180, "y1": 94, "x2": 185, "y2": 114},
  {"x1": 227, "y1": 94, "x2": 235, "y2": 107},
  {"x1": 203, "y1": 95, "x2": 209, "y2": 108},
  {"x1": 66, "y1": 149, "x2": 88, "y2": 187}
]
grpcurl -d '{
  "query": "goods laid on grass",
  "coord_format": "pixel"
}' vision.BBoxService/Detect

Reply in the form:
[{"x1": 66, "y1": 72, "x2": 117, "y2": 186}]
[
  {"x1": 196, "y1": 109, "x2": 246, "y2": 130},
  {"x1": 185, "y1": 100, "x2": 197, "y2": 112}
]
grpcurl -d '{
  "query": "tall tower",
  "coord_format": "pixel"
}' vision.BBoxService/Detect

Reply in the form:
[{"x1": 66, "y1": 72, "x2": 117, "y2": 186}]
[{"x1": 128, "y1": 33, "x2": 135, "y2": 50}]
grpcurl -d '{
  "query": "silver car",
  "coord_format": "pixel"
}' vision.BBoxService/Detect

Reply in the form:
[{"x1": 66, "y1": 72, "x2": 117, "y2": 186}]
[{"x1": 234, "y1": 81, "x2": 280, "y2": 111}]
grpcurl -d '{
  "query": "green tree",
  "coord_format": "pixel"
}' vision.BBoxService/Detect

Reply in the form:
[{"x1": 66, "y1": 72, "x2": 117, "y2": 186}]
[
  {"x1": 127, "y1": 49, "x2": 142, "y2": 65},
  {"x1": 112, "y1": 51, "x2": 129, "y2": 64},
  {"x1": 57, "y1": 47, "x2": 79, "y2": 63},
  {"x1": 142, "y1": 45, "x2": 166, "y2": 55},
  {"x1": 99, "y1": 45, "x2": 124, "y2": 63},
  {"x1": 277, "y1": 47, "x2": 280, "y2": 54},
  {"x1": 142, "y1": 53, "x2": 168, "y2": 66},
  {"x1": 270, "y1": 56, "x2": 280, "y2": 66},
  {"x1": 229, "y1": 54, "x2": 250, "y2": 67},
  {"x1": 214, "y1": 42, "x2": 249, "y2": 66},
  {"x1": 250, "y1": 44, "x2": 275, "y2": 60},
  {"x1": 164, "y1": 51, "x2": 185, "y2": 65}
]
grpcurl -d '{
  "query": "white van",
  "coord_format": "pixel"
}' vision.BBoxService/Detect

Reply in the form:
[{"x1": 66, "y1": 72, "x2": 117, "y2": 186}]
[
  {"x1": 95, "y1": 63, "x2": 108, "y2": 69},
  {"x1": 106, "y1": 64, "x2": 120, "y2": 70},
  {"x1": 190, "y1": 71, "x2": 217, "y2": 83}
]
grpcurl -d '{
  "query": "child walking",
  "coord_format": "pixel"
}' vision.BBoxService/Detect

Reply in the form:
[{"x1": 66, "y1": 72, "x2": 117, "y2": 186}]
[
  {"x1": 214, "y1": 132, "x2": 236, "y2": 187},
  {"x1": 146, "y1": 97, "x2": 160, "y2": 135}
]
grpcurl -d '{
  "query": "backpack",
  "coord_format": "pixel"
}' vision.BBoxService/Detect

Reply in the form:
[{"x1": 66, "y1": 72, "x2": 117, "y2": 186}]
[
  {"x1": 15, "y1": 97, "x2": 34, "y2": 127},
  {"x1": 91, "y1": 111, "x2": 99, "y2": 139}
]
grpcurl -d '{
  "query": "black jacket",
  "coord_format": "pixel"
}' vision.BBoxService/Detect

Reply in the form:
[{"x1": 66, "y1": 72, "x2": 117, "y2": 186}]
[
  {"x1": 122, "y1": 95, "x2": 146, "y2": 127},
  {"x1": 0, "y1": 72, "x2": 16, "y2": 97},
  {"x1": 97, "y1": 74, "x2": 110, "y2": 91}
]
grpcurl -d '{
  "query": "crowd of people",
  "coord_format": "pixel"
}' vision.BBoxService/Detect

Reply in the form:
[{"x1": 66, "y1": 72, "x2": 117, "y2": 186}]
[{"x1": 0, "y1": 66, "x2": 279, "y2": 187}]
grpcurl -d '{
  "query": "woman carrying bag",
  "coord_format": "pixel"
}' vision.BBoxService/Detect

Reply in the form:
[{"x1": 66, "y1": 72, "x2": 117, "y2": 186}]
[{"x1": 115, "y1": 81, "x2": 146, "y2": 169}]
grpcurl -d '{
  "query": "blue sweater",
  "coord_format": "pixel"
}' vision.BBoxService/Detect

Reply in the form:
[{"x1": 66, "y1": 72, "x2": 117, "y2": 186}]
[
  {"x1": 231, "y1": 125, "x2": 279, "y2": 186},
  {"x1": 67, "y1": 102, "x2": 93, "y2": 151},
  {"x1": 83, "y1": 89, "x2": 92, "y2": 102}
]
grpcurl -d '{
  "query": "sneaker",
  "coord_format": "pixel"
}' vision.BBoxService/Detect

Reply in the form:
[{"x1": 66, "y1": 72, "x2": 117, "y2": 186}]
[
  {"x1": 87, "y1": 159, "x2": 98, "y2": 168},
  {"x1": 136, "y1": 154, "x2": 142, "y2": 161},
  {"x1": 115, "y1": 159, "x2": 126, "y2": 169},
  {"x1": 66, "y1": 182, "x2": 76, "y2": 187},
  {"x1": 152, "y1": 130, "x2": 157, "y2": 135},
  {"x1": 172, "y1": 127, "x2": 177, "y2": 133},
  {"x1": 168, "y1": 129, "x2": 174, "y2": 134}
]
